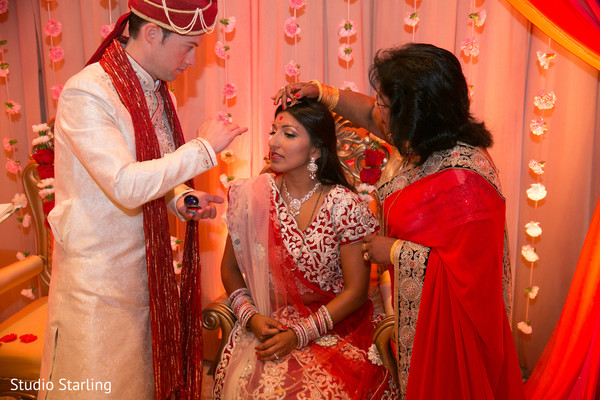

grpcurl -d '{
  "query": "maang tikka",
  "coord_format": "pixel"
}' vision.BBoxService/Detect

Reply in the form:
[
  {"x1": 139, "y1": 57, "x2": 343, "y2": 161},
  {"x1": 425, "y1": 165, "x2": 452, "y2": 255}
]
[{"x1": 307, "y1": 157, "x2": 318, "y2": 180}]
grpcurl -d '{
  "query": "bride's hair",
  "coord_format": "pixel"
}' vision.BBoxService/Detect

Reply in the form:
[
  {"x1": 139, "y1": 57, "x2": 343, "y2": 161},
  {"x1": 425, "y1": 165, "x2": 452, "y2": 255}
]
[{"x1": 275, "y1": 99, "x2": 354, "y2": 191}]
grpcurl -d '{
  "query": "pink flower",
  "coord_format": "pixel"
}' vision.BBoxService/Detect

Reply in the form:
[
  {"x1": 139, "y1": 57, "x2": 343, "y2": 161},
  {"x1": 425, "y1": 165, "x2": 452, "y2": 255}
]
[
  {"x1": 214, "y1": 41, "x2": 229, "y2": 59},
  {"x1": 284, "y1": 17, "x2": 300, "y2": 38},
  {"x1": 517, "y1": 321, "x2": 532, "y2": 335},
  {"x1": 21, "y1": 287, "x2": 35, "y2": 300},
  {"x1": 216, "y1": 111, "x2": 232, "y2": 125},
  {"x1": 4, "y1": 137, "x2": 16, "y2": 151},
  {"x1": 461, "y1": 37, "x2": 479, "y2": 57},
  {"x1": 289, "y1": 0, "x2": 305, "y2": 10},
  {"x1": 343, "y1": 81, "x2": 359, "y2": 92},
  {"x1": 5, "y1": 100, "x2": 21, "y2": 115},
  {"x1": 220, "y1": 150, "x2": 236, "y2": 164},
  {"x1": 529, "y1": 117, "x2": 547, "y2": 136},
  {"x1": 285, "y1": 60, "x2": 300, "y2": 77},
  {"x1": 5, "y1": 159, "x2": 21, "y2": 175},
  {"x1": 469, "y1": 10, "x2": 486, "y2": 27},
  {"x1": 223, "y1": 83, "x2": 237, "y2": 100},
  {"x1": 533, "y1": 90, "x2": 556, "y2": 110},
  {"x1": 0, "y1": 65, "x2": 8, "y2": 78},
  {"x1": 21, "y1": 213, "x2": 32, "y2": 228},
  {"x1": 220, "y1": 174, "x2": 235, "y2": 188},
  {"x1": 44, "y1": 20, "x2": 62, "y2": 37},
  {"x1": 49, "y1": 46, "x2": 65, "y2": 62},
  {"x1": 536, "y1": 50, "x2": 556, "y2": 70},
  {"x1": 338, "y1": 19, "x2": 357, "y2": 37},
  {"x1": 219, "y1": 17, "x2": 237, "y2": 33},
  {"x1": 338, "y1": 44, "x2": 353, "y2": 62},
  {"x1": 101, "y1": 24, "x2": 115, "y2": 39},
  {"x1": 12, "y1": 193, "x2": 27, "y2": 208},
  {"x1": 404, "y1": 12, "x2": 419, "y2": 27},
  {"x1": 51, "y1": 84, "x2": 63, "y2": 100},
  {"x1": 0, "y1": 0, "x2": 7, "y2": 14},
  {"x1": 173, "y1": 261, "x2": 182, "y2": 274}
]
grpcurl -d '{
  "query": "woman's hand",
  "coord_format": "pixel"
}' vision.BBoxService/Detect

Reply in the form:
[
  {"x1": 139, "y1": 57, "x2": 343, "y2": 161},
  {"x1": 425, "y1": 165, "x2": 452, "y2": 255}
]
[
  {"x1": 272, "y1": 82, "x2": 320, "y2": 110},
  {"x1": 255, "y1": 329, "x2": 298, "y2": 362},
  {"x1": 248, "y1": 314, "x2": 286, "y2": 342},
  {"x1": 362, "y1": 235, "x2": 398, "y2": 265}
]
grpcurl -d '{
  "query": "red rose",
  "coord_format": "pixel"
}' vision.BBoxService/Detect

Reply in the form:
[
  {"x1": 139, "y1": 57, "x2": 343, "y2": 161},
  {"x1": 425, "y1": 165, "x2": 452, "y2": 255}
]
[
  {"x1": 0, "y1": 333, "x2": 17, "y2": 343},
  {"x1": 43, "y1": 200, "x2": 55, "y2": 215},
  {"x1": 37, "y1": 164, "x2": 55, "y2": 179},
  {"x1": 364, "y1": 149, "x2": 385, "y2": 168},
  {"x1": 360, "y1": 167, "x2": 382, "y2": 185},
  {"x1": 19, "y1": 334, "x2": 38, "y2": 343},
  {"x1": 32, "y1": 149, "x2": 54, "y2": 165}
]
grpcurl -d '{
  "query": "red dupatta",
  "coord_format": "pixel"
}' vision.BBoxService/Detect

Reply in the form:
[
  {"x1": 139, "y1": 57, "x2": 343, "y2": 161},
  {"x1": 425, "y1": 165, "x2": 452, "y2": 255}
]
[{"x1": 385, "y1": 167, "x2": 525, "y2": 399}]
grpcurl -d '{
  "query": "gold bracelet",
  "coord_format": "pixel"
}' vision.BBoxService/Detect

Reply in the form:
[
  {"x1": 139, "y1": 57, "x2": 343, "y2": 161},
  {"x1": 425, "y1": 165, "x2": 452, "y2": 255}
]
[
  {"x1": 321, "y1": 84, "x2": 340, "y2": 110},
  {"x1": 309, "y1": 80, "x2": 323, "y2": 102},
  {"x1": 389, "y1": 239, "x2": 404, "y2": 268}
]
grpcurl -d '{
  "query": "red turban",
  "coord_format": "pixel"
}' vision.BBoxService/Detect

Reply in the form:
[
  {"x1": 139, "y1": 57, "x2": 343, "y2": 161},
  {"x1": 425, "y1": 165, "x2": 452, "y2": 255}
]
[{"x1": 87, "y1": 0, "x2": 218, "y2": 65}]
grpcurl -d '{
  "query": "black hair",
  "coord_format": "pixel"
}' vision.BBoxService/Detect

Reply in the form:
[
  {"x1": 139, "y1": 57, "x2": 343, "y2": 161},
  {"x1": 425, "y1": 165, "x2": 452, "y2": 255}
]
[
  {"x1": 275, "y1": 99, "x2": 354, "y2": 191},
  {"x1": 369, "y1": 43, "x2": 493, "y2": 164},
  {"x1": 128, "y1": 12, "x2": 173, "y2": 42}
]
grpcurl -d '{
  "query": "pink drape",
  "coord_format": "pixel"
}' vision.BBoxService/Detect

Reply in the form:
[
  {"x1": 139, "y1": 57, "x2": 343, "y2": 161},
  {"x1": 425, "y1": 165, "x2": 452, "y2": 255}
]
[{"x1": 0, "y1": 0, "x2": 599, "y2": 376}]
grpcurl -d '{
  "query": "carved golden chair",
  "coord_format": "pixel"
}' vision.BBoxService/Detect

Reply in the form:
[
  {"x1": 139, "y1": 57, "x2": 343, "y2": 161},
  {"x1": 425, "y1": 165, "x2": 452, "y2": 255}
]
[
  {"x1": 0, "y1": 162, "x2": 52, "y2": 399},
  {"x1": 202, "y1": 115, "x2": 399, "y2": 384}
]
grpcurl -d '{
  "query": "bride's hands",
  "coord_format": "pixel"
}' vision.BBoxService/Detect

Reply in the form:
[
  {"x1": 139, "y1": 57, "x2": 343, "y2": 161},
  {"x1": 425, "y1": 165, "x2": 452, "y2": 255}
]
[
  {"x1": 255, "y1": 329, "x2": 298, "y2": 362},
  {"x1": 272, "y1": 81, "x2": 320, "y2": 110},
  {"x1": 248, "y1": 314, "x2": 286, "y2": 341}
]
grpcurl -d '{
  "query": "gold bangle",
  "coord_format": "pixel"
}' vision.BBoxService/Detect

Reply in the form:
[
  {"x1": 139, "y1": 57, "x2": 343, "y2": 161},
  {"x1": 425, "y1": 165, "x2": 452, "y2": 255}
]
[
  {"x1": 309, "y1": 80, "x2": 323, "y2": 102},
  {"x1": 389, "y1": 239, "x2": 404, "y2": 268},
  {"x1": 321, "y1": 84, "x2": 340, "y2": 110}
]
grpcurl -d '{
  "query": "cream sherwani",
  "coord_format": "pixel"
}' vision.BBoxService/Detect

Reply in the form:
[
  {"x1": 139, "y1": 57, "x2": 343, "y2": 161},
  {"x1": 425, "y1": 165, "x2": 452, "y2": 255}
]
[{"x1": 38, "y1": 55, "x2": 215, "y2": 399}]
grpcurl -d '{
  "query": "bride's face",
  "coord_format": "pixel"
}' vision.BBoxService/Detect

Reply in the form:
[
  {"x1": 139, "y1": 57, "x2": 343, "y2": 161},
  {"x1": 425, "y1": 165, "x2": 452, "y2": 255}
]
[{"x1": 268, "y1": 112, "x2": 318, "y2": 175}]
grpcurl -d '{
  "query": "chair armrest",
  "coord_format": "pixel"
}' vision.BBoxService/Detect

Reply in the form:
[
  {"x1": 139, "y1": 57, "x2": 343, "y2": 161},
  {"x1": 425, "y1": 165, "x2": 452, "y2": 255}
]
[
  {"x1": 0, "y1": 256, "x2": 43, "y2": 295},
  {"x1": 203, "y1": 293, "x2": 236, "y2": 375},
  {"x1": 373, "y1": 315, "x2": 398, "y2": 386}
]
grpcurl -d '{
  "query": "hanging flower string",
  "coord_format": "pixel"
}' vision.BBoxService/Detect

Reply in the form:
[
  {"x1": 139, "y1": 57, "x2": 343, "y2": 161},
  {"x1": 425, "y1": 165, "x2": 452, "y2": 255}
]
[
  {"x1": 461, "y1": 1, "x2": 486, "y2": 101},
  {"x1": 284, "y1": 0, "x2": 304, "y2": 80},
  {"x1": 403, "y1": 0, "x2": 419, "y2": 42},
  {"x1": 100, "y1": 0, "x2": 115, "y2": 39},
  {"x1": 339, "y1": 1, "x2": 358, "y2": 92},
  {"x1": 518, "y1": 37, "x2": 555, "y2": 335},
  {"x1": 44, "y1": 0, "x2": 64, "y2": 101}
]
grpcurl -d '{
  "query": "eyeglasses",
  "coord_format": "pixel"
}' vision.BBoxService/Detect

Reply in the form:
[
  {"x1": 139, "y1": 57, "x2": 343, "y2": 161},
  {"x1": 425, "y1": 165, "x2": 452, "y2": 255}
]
[{"x1": 375, "y1": 94, "x2": 390, "y2": 109}]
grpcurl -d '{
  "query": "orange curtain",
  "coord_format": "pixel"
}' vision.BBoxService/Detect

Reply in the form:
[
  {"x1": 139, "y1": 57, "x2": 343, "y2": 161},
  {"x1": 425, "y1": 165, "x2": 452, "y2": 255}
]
[
  {"x1": 525, "y1": 199, "x2": 600, "y2": 399},
  {"x1": 506, "y1": 0, "x2": 600, "y2": 70}
]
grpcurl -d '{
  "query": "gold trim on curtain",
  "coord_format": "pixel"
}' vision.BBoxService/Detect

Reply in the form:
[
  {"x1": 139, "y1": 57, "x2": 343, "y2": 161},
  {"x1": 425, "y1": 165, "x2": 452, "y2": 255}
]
[{"x1": 506, "y1": 0, "x2": 600, "y2": 71}]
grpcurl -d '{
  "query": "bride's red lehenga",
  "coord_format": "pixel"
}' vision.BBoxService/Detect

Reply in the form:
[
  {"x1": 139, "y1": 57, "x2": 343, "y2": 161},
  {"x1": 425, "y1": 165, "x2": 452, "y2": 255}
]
[{"x1": 212, "y1": 174, "x2": 396, "y2": 399}]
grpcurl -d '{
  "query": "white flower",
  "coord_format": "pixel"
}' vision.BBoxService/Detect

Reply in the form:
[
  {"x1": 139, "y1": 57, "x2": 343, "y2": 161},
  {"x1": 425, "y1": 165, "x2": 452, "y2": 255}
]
[
  {"x1": 37, "y1": 178, "x2": 55, "y2": 188},
  {"x1": 529, "y1": 117, "x2": 547, "y2": 136},
  {"x1": 527, "y1": 183, "x2": 547, "y2": 201},
  {"x1": 343, "y1": 81, "x2": 359, "y2": 92},
  {"x1": 534, "y1": 90, "x2": 556, "y2": 110},
  {"x1": 38, "y1": 188, "x2": 54, "y2": 199},
  {"x1": 220, "y1": 174, "x2": 235, "y2": 188},
  {"x1": 32, "y1": 135, "x2": 51, "y2": 146},
  {"x1": 21, "y1": 287, "x2": 35, "y2": 300},
  {"x1": 16, "y1": 251, "x2": 27, "y2": 261},
  {"x1": 220, "y1": 150, "x2": 236, "y2": 164},
  {"x1": 12, "y1": 193, "x2": 27, "y2": 208},
  {"x1": 517, "y1": 321, "x2": 532, "y2": 334},
  {"x1": 170, "y1": 236, "x2": 181, "y2": 252},
  {"x1": 525, "y1": 221, "x2": 542, "y2": 238},
  {"x1": 536, "y1": 50, "x2": 556, "y2": 70},
  {"x1": 404, "y1": 12, "x2": 419, "y2": 27},
  {"x1": 526, "y1": 286, "x2": 539, "y2": 299},
  {"x1": 173, "y1": 260, "x2": 182, "y2": 275},
  {"x1": 22, "y1": 213, "x2": 32, "y2": 228},
  {"x1": 356, "y1": 183, "x2": 375, "y2": 201},
  {"x1": 32, "y1": 123, "x2": 50, "y2": 133},
  {"x1": 521, "y1": 244, "x2": 539, "y2": 263},
  {"x1": 469, "y1": 10, "x2": 486, "y2": 27},
  {"x1": 528, "y1": 160, "x2": 545, "y2": 175}
]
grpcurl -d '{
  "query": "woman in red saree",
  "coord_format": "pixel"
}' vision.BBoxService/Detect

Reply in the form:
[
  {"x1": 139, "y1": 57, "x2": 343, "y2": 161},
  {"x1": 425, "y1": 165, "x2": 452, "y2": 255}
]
[
  {"x1": 276, "y1": 43, "x2": 525, "y2": 399},
  {"x1": 213, "y1": 100, "x2": 396, "y2": 399}
]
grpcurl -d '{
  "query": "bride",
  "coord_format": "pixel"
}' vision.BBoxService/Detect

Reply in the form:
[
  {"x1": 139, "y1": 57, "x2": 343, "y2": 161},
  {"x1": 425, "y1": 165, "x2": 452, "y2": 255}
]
[{"x1": 212, "y1": 99, "x2": 396, "y2": 399}]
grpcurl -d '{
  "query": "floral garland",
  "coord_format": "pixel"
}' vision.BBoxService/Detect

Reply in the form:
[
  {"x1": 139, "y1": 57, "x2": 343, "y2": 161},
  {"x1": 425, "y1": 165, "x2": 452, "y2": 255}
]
[
  {"x1": 30, "y1": 120, "x2": 55, "y2": 219},
  {"x1": 338, "y1": 1, "x2": 358, "y2": 92},
  {"x1": 460, "y1": 1, "x2": 486, "y2": 102},
  {"x1": 284, "y1": 0, "x2": 304, "y2": 80},
  {"x1": 517, "y1": 39, "x2": 556, "y2": 336},
  {"x1": 356, "y1": 140, "x2": 387, "y2": 203}
]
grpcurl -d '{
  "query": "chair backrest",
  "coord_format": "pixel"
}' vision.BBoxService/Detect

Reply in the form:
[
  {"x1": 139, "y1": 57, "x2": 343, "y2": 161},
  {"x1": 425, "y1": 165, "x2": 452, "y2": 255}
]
[{"x1": 22, "y1": 161, "x2": 52, "y2": 296}]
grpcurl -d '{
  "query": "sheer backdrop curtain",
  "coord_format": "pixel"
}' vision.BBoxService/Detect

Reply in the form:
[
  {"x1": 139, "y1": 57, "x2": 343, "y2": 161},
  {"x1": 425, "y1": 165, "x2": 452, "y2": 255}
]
[{"x1": 0, "y1": 0, "x2": 599, "y2": 374}]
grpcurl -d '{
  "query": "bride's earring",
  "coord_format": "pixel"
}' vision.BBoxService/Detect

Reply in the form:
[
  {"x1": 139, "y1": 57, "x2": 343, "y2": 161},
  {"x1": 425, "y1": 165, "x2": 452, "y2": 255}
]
[{"x1": 307, "y1": 157, "x2": 318, "y2": 180}]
